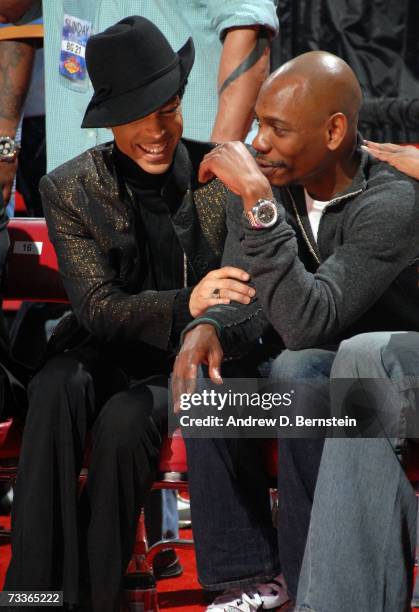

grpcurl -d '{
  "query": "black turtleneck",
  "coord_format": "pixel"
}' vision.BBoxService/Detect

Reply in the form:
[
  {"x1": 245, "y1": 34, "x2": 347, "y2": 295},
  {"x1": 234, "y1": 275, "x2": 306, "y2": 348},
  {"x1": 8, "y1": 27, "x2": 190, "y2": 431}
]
[
  {"x1": 113, "y1": 143, "x2": 185, "y2": 291},
  {"x1": 113, "y1": 144, "x2": 194, "y2": 348}
]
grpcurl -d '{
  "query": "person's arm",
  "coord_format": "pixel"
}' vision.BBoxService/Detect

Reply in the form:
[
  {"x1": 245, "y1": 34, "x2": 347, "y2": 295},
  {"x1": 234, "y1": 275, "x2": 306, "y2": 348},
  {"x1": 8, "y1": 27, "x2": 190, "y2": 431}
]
[
  {"x1": 362, "y1": 141, "x2": 419, "y2": 180},
  {"x1": 206, "y1": 0, "x2": 278, "y2": 142},
  {"x1": 211, "y1": 26, "x2": 271, "y2": 142},
  {"x1": 40, "y1": 173, "x2": 184, "y2": 351},
  {"x1": 197, "y1": 141, "x2": 419, "y2": 349},
  {"x1": 0, "y1": 38, "x2": 36, "y2": 203},
  {"x1": 172, "y1": 181, "x2": 274, "y2": 409},
  {"x1": 179, "y1": 185, "x2": 273, "y2": 358},
  {"x1": 40, "y1": 172, "x2": 254, "y2": 351}
]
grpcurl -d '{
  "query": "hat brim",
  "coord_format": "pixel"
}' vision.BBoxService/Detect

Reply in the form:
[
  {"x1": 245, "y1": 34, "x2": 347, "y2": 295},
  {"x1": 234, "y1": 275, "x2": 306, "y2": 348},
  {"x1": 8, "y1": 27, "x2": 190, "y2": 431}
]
[{"x1": 81, "y1": 37, "x2": 195, "y2": 128}]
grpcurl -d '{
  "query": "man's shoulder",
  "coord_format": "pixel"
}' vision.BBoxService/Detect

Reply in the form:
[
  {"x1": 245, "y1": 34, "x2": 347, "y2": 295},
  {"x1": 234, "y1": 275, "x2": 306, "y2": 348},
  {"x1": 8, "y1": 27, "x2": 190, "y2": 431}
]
[
  {"x1": 41, "y1": 142, "x2": 114, "y2": 188},
  {"x1": 354, "y1": 154, "x2": 418, "y2": 216},
  {"x1": 351, "y1": 156, "x2": 419, "y2": 235},
  {"x1": 40, "y1": 142, "x2": 118, "y2": 205},
  {"x1": 365, "y1": 155, "x2": 417, "y2": 198}
]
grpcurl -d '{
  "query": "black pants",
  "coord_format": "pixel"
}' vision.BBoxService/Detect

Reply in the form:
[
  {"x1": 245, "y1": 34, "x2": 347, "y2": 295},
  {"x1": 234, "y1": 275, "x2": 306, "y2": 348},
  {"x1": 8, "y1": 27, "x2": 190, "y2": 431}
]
[{"x1": 4, "y1": 344, "x2": 168, "y2": 611}]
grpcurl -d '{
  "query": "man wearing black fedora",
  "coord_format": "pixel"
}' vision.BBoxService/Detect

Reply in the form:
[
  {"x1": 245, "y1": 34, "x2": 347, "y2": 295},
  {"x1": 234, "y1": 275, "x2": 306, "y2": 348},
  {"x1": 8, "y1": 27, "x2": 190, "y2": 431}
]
[{"x1": 3, "y1": 16, "x2": 259, "y2": 611}]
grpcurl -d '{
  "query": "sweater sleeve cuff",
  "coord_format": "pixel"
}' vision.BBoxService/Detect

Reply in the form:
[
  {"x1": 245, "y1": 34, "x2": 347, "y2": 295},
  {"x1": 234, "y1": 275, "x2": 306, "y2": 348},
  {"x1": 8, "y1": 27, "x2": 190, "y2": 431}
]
[{"x1": 180, "y1": 317, "x2": 222, "y2": 346}]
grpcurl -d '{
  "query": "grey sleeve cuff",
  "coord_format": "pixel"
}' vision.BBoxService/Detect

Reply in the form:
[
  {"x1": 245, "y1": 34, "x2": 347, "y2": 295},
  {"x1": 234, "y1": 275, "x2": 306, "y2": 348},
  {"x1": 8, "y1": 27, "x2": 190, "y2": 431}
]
[{"x1": 179, "y1": 316, "x2": 222, "y2": 346}]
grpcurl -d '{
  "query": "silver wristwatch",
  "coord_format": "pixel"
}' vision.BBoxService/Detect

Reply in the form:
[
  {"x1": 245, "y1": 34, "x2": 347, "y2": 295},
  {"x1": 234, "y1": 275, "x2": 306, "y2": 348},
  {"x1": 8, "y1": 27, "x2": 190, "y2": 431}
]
[
  {"x1": 0, "y1": 136, "x2": 19, "y2": 162},
  {"x1": 246, "y1": 198, "x2": 278, "y2": 229}
]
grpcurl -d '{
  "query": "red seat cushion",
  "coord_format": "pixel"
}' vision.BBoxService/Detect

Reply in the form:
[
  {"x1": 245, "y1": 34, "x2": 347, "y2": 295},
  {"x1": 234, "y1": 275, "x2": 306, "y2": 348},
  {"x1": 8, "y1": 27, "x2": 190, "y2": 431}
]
[
  {"x1": 6, "y1": 218, "x2": 67, "y2": 302},
  {"x1": 0, "y1": 418, "x2": 22, "y2": 459},
  {"x1": 158, "y1": 429, "x2": 188, "y2": 473},
  {"x1": 158, "y1": 432, "x2": 279, "y2": 477}
]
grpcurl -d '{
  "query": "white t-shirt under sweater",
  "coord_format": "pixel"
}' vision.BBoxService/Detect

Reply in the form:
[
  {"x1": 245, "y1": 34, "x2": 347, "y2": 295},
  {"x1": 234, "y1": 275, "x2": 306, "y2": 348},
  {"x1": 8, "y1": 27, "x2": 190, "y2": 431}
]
[{"x1": 304, "y1": 189, "x2": 330, "y2": 242}]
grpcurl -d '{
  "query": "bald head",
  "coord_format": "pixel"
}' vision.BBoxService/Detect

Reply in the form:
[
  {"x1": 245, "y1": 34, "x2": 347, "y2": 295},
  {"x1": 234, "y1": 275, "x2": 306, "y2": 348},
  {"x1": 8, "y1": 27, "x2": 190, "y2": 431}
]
[
  {"x1": 252, "y1": 51, "x2": 363, "y2": 194},
  {"x1": 263, "y1": 50, "x2": 362, "y2": 128}
]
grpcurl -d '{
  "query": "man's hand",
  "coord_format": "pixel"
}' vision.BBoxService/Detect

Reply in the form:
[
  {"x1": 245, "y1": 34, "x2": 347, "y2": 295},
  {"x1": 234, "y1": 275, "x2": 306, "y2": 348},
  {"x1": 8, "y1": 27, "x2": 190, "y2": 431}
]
[
  {"x1": 0, "y1": 158, "x2": 18, "y2": 204},
  {"x1": 362, "y1": 141, "x2": 419, "y2": 181},
  {"x1": 199, "y1": 142, "x2": 273, "y2": 210},
  {"x1": 189, "y1": 266, "x2": 255, "y2": 317},
  {"x1": 172, "y1": 324, "x2": 223, "y2": 413}
]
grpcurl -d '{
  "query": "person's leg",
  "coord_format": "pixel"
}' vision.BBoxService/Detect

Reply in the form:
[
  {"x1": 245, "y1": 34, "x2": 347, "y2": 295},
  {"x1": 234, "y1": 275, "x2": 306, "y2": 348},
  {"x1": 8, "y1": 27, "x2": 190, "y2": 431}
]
[
  {"x1": 5, "y1": 348, "x2": 168, "y2": 612},
  {"x1": 184, "y1": 359, "x2": 280, "y2": 591},
  {"x1": 269, "y1": 348, "x2": 336, "y2": 599},
  {"x1": 187, "y1": 436, "x2": 280, "y2": 590},
  {"x1": 81, "y1": 377, "x2": 168, "y2": 612},
  {"x1": 4, "y1": 346, "x2": 129, "y2": 603},
  {"x1": 296, "y1": 332, "x2": 418, "y2": 612}
]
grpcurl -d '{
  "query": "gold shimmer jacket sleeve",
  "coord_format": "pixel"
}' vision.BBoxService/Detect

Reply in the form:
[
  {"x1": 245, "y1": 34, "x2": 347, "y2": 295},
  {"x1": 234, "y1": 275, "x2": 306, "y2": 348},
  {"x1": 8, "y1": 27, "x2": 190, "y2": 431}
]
[{"x1": 40, "y1": 174, "x2": 179, "y2": 351}]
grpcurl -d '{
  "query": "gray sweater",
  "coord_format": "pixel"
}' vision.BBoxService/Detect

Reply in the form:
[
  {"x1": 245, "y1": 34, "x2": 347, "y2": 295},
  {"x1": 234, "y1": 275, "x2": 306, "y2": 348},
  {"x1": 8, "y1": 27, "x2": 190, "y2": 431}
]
[{"x1": 185, "y1": 150, "x2": 419, "y2": 357}]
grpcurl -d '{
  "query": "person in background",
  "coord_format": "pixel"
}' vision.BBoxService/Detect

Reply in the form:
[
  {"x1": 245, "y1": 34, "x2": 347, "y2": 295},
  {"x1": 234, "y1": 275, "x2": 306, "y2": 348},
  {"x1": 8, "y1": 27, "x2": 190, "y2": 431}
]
[
  {"x1": 41, "y1": 0, "x2": 278, "y2": 171},
  {"x1": 0, "y1": 0, "x2": 37, "y2": 427},
  {"x1": 0, "y1": 0, "x2": 42, "y2": 212}
]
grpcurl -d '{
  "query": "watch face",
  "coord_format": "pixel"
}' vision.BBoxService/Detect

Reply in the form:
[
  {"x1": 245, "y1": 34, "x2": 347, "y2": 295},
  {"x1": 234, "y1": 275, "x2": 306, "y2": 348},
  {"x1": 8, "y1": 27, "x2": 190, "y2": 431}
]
[
  {"x1": 0, "y1": 136, "x2": 16, "y2": 161},
  {"x1": 256, "y1": 202, "x2": 277, "y2": 226}
]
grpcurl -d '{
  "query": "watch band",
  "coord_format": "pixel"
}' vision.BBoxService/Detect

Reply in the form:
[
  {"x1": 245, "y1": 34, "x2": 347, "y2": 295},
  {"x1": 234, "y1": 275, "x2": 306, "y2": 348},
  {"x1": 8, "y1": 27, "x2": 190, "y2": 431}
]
[
  {"x1": 246, "y1": 198, "x2": 278, "y2": 229},
  {"x1": 246, "y1": 209, "x2": 262, "y2": 229}
]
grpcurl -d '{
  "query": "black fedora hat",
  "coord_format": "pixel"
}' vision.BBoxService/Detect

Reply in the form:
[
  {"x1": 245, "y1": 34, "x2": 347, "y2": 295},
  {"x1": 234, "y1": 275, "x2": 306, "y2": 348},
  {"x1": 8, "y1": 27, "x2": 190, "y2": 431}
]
[{"x1": 81, "y1": 16, "x2": 195, "y2": 128}]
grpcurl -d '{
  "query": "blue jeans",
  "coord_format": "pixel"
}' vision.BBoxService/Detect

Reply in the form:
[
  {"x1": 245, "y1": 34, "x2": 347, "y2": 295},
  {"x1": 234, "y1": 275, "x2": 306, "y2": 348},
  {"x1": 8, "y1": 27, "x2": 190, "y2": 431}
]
[
  {"x1": 184, "y1": 349, "x2": 335, "y2": 592},
  {"x1": 184, "y1": 358, "x2": 280, "y2": 590},
  {"x1": 296, "y1": 332, "x2": 418, "y2": 612}
]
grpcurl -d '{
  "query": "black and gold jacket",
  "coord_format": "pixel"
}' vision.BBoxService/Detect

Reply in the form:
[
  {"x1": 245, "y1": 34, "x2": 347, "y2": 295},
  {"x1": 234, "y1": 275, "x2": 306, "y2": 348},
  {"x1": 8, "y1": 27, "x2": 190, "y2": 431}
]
[{"x1": 39, "y1": 139, "x2": 228, "y2": 354}]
